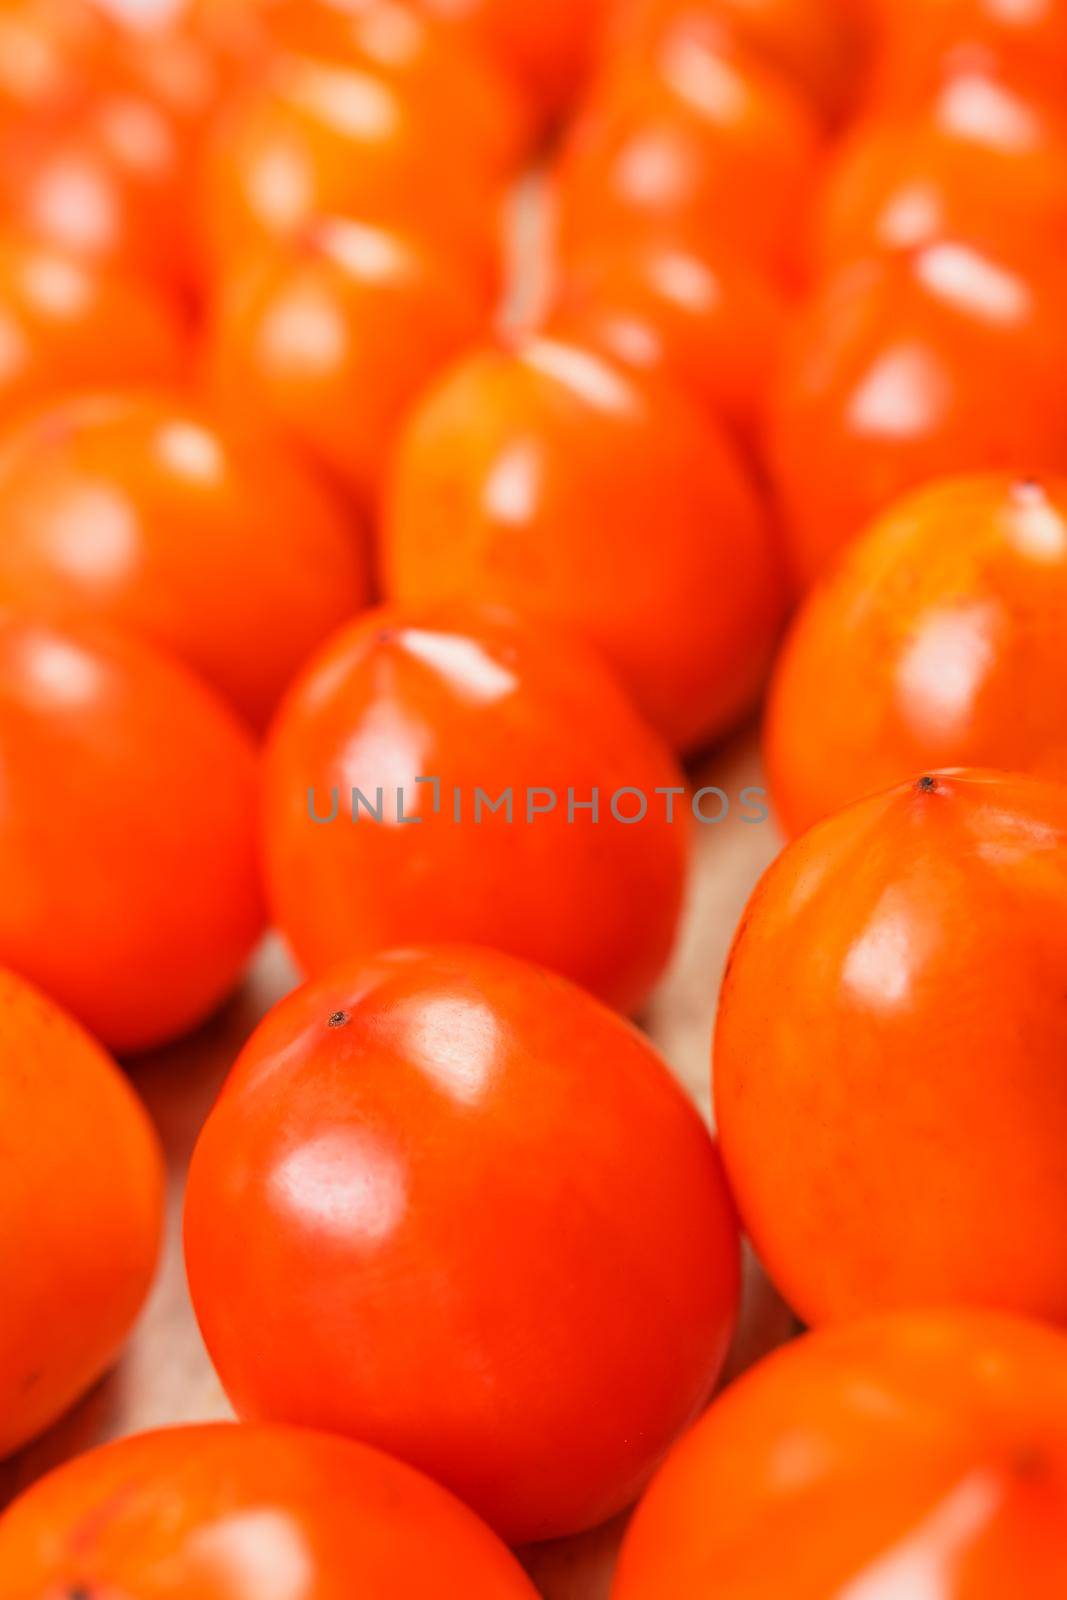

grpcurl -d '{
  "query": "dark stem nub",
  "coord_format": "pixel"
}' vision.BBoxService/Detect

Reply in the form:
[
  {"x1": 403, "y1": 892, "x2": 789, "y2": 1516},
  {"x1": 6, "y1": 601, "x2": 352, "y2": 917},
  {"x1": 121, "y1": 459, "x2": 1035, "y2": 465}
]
[
  {"x1": 916, "y1": 775, "x2": 938, "y2": 793},
  {"x1": 327, "y1": 1011, "x2": 350, "y2": 1029}
]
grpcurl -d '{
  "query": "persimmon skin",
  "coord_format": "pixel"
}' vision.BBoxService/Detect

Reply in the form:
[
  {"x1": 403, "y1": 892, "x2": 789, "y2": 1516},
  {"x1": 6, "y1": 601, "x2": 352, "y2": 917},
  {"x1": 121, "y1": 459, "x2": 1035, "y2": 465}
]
[
  {"x1": 207, "y1": 220, "x2": 487, "y2": 514},
  {"x1": 553, "y1": 32, "x2": 822, "y2": 281},
  {"x1": 0, "y1": 392, "x2": 369, "y2": 729},
  {"x1": 185, "y1": 945, "x2": 740, "y2": 1545},
  {"x1": 814, "y1": 68, "x2": 1067, "y2": 274},
  {"x1": 383, "y1": 337, "x2": 786, "y2": 753},
  {"x1": 872, "y1": 0, "x2": 1067, "y2": 114},
  {"x1": 543, "y1": 240, "x2": 790, "y2": 456},
  {"x1": 0, "y1": 613, "x2": 264, "y2": 1053},
  {"x1": 0, "y1": 968, "x2": 163, "y2": 1460},
  {"x1": 263, "y1": 603, "x2": 689, "y2": 1013},
  {"x1": 0, "y1": 235, "x2": 185, "y2": 430},
  {"x1": 0, "y1": 0, "x2": 116, "y2": 127},
  {"x1": 614, "y1": 1311, "x2": 1067, "y2": 1599},
  {"x1": 770, "y1": 241, "x2": 1067, "y2": 584},
  {"x1": 766, "y1": 475, "x2": 1067, "y2": 837},
  {"x1": 0, "y1": 1424, "x2": 539, "y2": 1598},
  {"x1": 201, "y1": 51, "x2": 502, "y2": 290},
  {"x1": 715, "y1": 770, "x2": 1067, "y2": 1329}
]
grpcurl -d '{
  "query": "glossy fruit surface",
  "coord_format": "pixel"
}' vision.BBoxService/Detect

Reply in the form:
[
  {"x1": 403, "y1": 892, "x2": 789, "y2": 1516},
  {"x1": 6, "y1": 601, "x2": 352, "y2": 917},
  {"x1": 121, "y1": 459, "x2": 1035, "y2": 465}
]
[
  {"x1": 416, "y1": 0, "x2": 608, "y2": 121},
  {"x1": 201, "y1": 51, "x2": 501, "y2": 287},
  {"x1": 715, "y1": 769, "x2": 1067, "y2": 1328},
  {"x1": 0, "y1": 1423, "x2": 539, "y2": 1597},
  {"x1": 767, "y1": 475, "x2": 1067, "y2": 836},
  {"x1": 185, "y1": 945, "x2": 740, "y2": 1544},
  {"x1": 544, "y1": 239, "x2": 790, "y2": 453},
  {"x1": 0, "y1": 234, "x2": 185, "y2": 429},
  {"x1": 0, "y1": 968, "x2": 162, "y2": 1459},
  {"x1": 208, "y1": 219, "x2": 487, "y2": 513},
  {"x1": 384, "y1": 337, "x2": 785, "y2": 752},
  {"x1": 607, "y1": 0, "x2": 860, "y2": 123},
  {"x1": 0, "y1": 392, "x2": 369, "y2": 728},
  {"x1": 770, "y1": 240, "x2": 1067, "y2": 583},
  {"x1": 0, "y1": 0, "x2": 115, "y2": 126},
  {"x1": 873, "y1": 0, "x2": 1067, "y2": 112},
  {"x1": 263, "y1": 603, "x2": 689, "y2": 1013},
  {"x1": 614, "y1": 1310, "x2": 1067, "y2": 1599},
  {"x1": 554, "y1": 31, "x2": 821, "y2": 279},
  {"x1": 814, "y1": 67, "x2": 1067, "y2": 272},
  {"x1": 0, "y1": 612, "x2": 263, "y2": 1052}
]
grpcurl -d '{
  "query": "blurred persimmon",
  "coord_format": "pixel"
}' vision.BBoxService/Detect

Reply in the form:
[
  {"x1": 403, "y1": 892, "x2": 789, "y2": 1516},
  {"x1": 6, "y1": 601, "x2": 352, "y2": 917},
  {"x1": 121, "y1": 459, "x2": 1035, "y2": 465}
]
[
  {"x1": 716, "y1": 769, "x2": 1067, "y2": 1328},
  {"x1": 207, "y1": 218, "x2": 487, "y2": 513},
  {"x1": 616, "y1": 1311, "x2": 1067, "y2": 1598},
  {"x1": 767, "y1": 474, "x2": 1067, "y2": 836},
  {"x1": 0, "y1": 967, "x2": 162, "y2": 1460},
  {"x1": 0, "y1": 612, "x2": 264, "y2": 1052},
  {"x1": 0, "y1": 0, "x2": 115, "y2": 127},
  {"x1": 872, "y1": 0, "x2": 1067, "y2": 114},
  {"x1": 262, "y1": 602, "x2": 689, "y2": 1013},
  {"x1": 770, "y1": 240, "x2": 1067, "y2": 583},
  {"x1": 383, "y1": 336, "x2": 786, "y2": 753}
]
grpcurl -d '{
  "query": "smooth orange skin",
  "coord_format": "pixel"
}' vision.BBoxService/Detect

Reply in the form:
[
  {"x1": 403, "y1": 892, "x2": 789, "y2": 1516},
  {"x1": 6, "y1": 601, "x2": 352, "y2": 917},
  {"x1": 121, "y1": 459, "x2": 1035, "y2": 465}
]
[
  {"x1": 543, "y1": 240, "x2": 791, "y2": 457},
  {"x1": 614, "y1": 1311, "x2": 1067, "y2": 1599},
  {"x1": 770, "y1": 241, "x2": 1067, "y2": 585},
  {"x1": 553, "y1": 33, "x2": 822, "y2": 281},
  {"x1": 0, "y1": 968, "x2": 163, "y2": 1460},
  {"x1": 185, "y1": 945, "x2": 740, "y2": 1544},
  {"x1": 766, "y1": 475, "x2": 1067, "y2": 837},
  {"x1": 0, "y1": 85, "x2": 197, "y2": 303},
  {"x1": 0, "y1": 1424, "x2": 539, "y2": 1598},
  {"x1": 207, "y1": 220, "x2": 488, "y2": 514},
  {"x1": 201, "y1": 51, "x2": 503, "y2": 290},
  {"x1": 0, "y1": 612, "x2": 264, "y2": 1053},
  {"x1": 715, "y1": 769, "x2": 1067, "y2": 1328},
  {"x1": 383, "y1": 337, "x2": 786, "y2": 753},
  {"x1": 607, "y1": 0, "x2": 863, "y2": 124},
  {"x1": 814, "y1": 69, "x2": 1067, "y2": 274},
  {"x1": 0, "y1": 234, "x2": 186, "y2": 431},
  {"x1": 0, "y1": 0, "x2": 116, "y2": 126},
  {"x1": 872, "y1": 0, "x2": 1067, "y2": 114},
  {"x1": 262, "y1": 603, "x2": 689, "y2": 1014},
  {"x1": 0, "y1": 392, "x2": 369, "y2": 729}
]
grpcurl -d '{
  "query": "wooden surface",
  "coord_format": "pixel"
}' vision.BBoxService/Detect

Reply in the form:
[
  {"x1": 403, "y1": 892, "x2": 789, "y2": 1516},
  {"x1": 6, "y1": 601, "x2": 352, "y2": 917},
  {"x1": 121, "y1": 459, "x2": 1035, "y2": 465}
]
[{"x1": 0, "y1": 726, "x2": 794, "y2": 1593}]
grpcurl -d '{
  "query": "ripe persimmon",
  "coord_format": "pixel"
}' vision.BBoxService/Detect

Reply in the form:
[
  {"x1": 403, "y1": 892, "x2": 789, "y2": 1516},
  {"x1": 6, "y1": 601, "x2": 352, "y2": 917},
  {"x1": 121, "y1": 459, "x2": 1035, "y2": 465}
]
[
  {"x1": 615, "y1": 1310, "x2": 1067, "y2": 1598},
  {"x1": 766, "y1": 474, "x2": 1067, "y2": 836},
  {"x1": 0, "y1": 1424, "x2": 539, "y2": 1597},
  {"x1": 0, "y1": 392, "x2": 369, "y2": 729},
  {"x1": 715, "y1": 769, "x2": 1067, "y2": 1328},
  {"x1": 0, "y1": 967, "x2": 163, "y2": 1460},
  {"x1": 0, "y1": 235, "x2": 185, "y2": 430},
  {"x1": 872, "y1": 0, "x2": 1067, "y2": 114},
  {"x1": 770, "y1": 240, "x2": 1067, "y2": 583},
  {"x1": 207, "y1": 220, "x2": 487, "y2": 514},
  {"x1": 262, "y1": 602, "x2": 689, "y2": 1014},
  {"x1": 185, "y1": 945, "x2": 740, "y2": 1544},
  {"x1": 383, "y1": 337, "x2": 786, "y2": 752},
  {"x1": 0, "y1": 0, "x2": 115, "y2": 127},
  {"x1": 0, "y1": 612, "x2": 263, "y2": 1053},
  {"x1": 543, "y1": 239, "x2": 790, "y2": 455},
  {"x1": 553, "y1": 30, "x2": 821, "y2": 280}
]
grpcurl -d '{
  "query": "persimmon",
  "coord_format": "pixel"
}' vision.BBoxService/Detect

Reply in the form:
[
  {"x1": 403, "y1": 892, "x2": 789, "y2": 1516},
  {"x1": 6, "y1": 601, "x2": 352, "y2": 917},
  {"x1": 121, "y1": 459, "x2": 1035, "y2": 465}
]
[
  {"x1": 553, "y1": 30, "x2": 821, "y2": 280},
  {"x1": 615, "y1": 1310, "x2": 1067, "y2": 1598},
  {"x1": 262, "y1": 602, "x2": 689, "y2": 1013},
  {"x1": 207, "y1": 219, "x2": 487, "y2": 513},
  {"x1": 0, "y1": 0, "x2": 115, "y2": 127},
  {"x1": 201, "y1": 51, "x2": 503, "y2": 289},
  {"x1": 814, "y1": 66, "x2": 1067, "y2": 273},
  {"x1": 0, "y1": 235, "x2": 185, "y2": 430},
  {"x1": 185, "y1": 945, "x2": 740, "y2": 1543},
  {"x1": 0, "y1": 392, "x2": 368, "y2": 729},
  {"x1": 715, "y1": 769, "x2": 1067, "y2": 1328},
  {"x1": 383, "y1": 336, "x2": 786, "y2": 752},
  {"x1": 0, "y1": 968, "x2": 163, "y2": 1460},
  {"x1": 0, "y1": 611, "x2": 263, "y2": 1053},
  {"x1": 607, "y1": 0, "x2": 861, "y2": 124},
  {"x1": 767, "y1": 474, "x2": 1067, "y2": 837},
  {"x1": 872, "y1": 0, "x2": 1067, "y2": 114},
  {"x1": 770, "y1": 240, "x2": 1067, "y2": 584},
  {"x1": 0, "y1": 1424, "x2": 539, "y2": 1597},
  {"x1": 543, "y1": 239, "x2": 790, "y2": 455}
]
